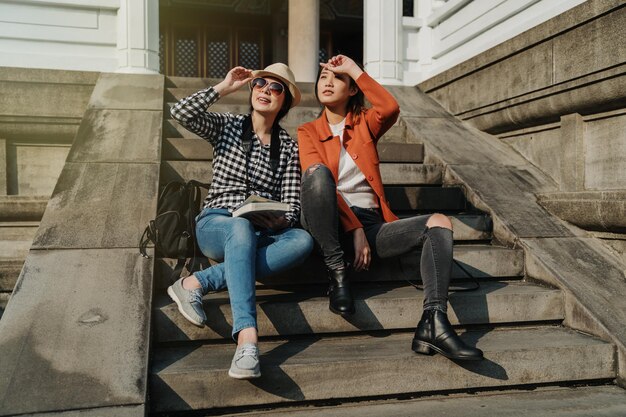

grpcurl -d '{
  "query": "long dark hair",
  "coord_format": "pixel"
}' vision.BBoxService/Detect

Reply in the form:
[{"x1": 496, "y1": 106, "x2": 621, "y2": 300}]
[
  {"x1": 314, "y1": 62, "x2": 366, "y2": 121},
  {"x1": 248, "y1": 80, "x2": 293, "y2": 126}
]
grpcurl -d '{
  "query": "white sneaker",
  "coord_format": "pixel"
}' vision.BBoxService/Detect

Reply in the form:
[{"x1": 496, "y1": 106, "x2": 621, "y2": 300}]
[
  {"x1": 228, "y1": 343, "x2": 261, "y2": 379},
  {"x1": 167, "y1": 278, "x2": 206, "y2": 327}
]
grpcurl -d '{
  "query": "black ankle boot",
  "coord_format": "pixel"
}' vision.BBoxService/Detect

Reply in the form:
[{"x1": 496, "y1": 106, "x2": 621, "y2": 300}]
[
  {"x1": 328, "y1": 268, "x2": 354, "y2": 316},
  {"x1": 412, "y1": 309, "x2": 483, "y2": 361}
]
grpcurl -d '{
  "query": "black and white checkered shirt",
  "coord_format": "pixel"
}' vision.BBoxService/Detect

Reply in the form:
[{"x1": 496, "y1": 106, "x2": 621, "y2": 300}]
[{"x1": 170, "y1": 87, "x2": 301, "y2": 226}]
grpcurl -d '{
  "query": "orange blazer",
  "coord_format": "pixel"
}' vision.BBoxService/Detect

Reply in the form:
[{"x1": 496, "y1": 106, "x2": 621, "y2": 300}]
[{"x1": 298, "y1": 72, "x2": 401, "y2": 232}]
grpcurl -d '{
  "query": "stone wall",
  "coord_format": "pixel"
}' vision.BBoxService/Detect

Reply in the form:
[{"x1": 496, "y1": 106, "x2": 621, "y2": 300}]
[
  {"x1": 418, "y1": 0, "x2": 626, "y2": 234},
  {"x1": 0, "y1": 67, "x2": 97, "y2": 198}
]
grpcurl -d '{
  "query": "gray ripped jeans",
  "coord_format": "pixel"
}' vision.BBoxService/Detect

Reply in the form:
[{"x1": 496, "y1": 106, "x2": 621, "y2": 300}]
[{"x1": 300, "y1": 164, "x2": 452, "y2": 312}]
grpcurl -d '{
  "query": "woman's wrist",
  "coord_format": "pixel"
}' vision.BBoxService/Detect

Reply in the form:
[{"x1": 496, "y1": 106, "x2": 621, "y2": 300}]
[{"x1": 214, "y1": 80, "x2": 233, "y2": 96}]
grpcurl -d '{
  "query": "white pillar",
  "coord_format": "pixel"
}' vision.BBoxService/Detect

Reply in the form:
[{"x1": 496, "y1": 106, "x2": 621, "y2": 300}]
[
  {"x1": 364, "y1": 0, "x2": 403, "y2": 84},
  {"x1": 116, "y1": 0, "x2": 159, "y2": 74},
  {"x1": 288, "y1": 0, "x2": 319, "y2": 82}
]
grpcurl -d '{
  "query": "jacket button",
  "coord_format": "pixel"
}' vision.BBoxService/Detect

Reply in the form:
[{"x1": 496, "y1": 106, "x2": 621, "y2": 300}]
[
  {"x1": 367, "y1": 175, "x2": 373, "y2": 181},
  {"x1": 352, "y1": 153, "x2": 358, "y2": 159}
]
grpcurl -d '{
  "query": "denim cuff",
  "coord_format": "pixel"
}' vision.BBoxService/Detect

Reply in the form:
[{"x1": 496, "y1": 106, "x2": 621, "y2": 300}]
[{"x1": 232, "y1": 322, "x2": 257, "y2": 341}]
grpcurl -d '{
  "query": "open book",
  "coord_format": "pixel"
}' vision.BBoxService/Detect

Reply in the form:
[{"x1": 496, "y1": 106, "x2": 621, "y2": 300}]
[{"x1": 232, "y1": 195, "x2": 290, "y2": 219}]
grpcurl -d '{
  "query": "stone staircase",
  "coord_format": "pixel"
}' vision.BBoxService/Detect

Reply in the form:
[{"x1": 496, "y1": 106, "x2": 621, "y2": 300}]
[{"x1": 147, "y1": 77, "x2": 621, "y2": 415}]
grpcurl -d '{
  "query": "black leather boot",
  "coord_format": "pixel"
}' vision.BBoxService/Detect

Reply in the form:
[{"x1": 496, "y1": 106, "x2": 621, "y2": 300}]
[
  {"x1": 412, "y1": 309, "x2": 483, "y2": 361},
  {"x1": 328, "y1": 268, "x2": 354, "y2": 316}
]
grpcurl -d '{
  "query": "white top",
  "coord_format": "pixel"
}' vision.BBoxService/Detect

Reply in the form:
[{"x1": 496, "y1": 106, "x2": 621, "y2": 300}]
[{"x1": 330, "y1": 118, "x2": 379, "y2": 209}]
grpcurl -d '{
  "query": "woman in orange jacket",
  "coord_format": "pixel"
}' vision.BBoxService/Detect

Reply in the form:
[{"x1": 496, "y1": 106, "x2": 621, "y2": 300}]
[{"x1": 298, "y1": 54, "x2": 483, "y2": 361}]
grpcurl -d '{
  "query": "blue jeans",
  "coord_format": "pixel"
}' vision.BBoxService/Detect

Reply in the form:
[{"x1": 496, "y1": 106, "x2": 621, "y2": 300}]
[{"x1": 194, "y1": 208, "x2": 314, "y2": 339}]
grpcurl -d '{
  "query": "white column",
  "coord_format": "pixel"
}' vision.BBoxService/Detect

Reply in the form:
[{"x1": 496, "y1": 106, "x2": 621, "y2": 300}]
[
  {"x1": 116, "y1": 0, "x2": 159, "y2": 74},
  {"x1": 364, "y1": 0, "x2": 403, "y2": 84},
  {"x1": 288, "y1": 0, "x2": 319, "y2": 82}
]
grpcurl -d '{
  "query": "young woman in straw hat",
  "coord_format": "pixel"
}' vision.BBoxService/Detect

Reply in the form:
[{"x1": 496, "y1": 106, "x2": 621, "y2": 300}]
[
  {"x1": 169, "y1": 63, "x2": 313, "y2": 379},
  {"x1": 298, "y1": 54, "x2": 483, "y2": 361}
]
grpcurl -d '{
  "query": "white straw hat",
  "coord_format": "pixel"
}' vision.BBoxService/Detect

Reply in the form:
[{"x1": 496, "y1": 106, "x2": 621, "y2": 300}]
[{"x1": 251, "y1": 63, "x2": 301, "y2": 108}]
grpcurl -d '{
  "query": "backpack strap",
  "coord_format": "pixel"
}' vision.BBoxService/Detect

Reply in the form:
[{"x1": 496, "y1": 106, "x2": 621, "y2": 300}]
[{"x1": 170, "y1": 257, "x2": 187, "y2": 284}]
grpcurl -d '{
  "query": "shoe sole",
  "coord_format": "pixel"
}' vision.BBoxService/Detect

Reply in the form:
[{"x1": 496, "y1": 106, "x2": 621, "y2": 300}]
[
  {"x1": 329, "y1": 305, "x2": 355, "y2": 317},
  {"x1": 167, "y1": 285, "x2": 205, "y2": 328},
  {"x1": 228, "y1": 369, "x2": 261, "y2": 380},
  {"x1": 412, "y1": 340, "x2": 483, "y2": 361}
]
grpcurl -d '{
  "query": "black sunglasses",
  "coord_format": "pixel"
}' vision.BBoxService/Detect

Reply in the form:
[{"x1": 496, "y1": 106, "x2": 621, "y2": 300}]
[{"x1": 251, "y1": 77, "x2": 285, "y2": 97}]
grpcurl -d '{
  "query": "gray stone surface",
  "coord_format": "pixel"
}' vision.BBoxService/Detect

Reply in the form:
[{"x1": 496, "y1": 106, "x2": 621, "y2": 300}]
[
  {"x1": 67, "y1": 109, "x2": 162, "y2": 163},
  {"x1": 0, "y1": 248, "x2": 152, "y2": 416},
  {"x1": 444, "y1": 164, "x2": 576, "y2": 240},
  {"x1": 385, "y1": 85, "x2": 453, "y2": 118},
  {"x1": 418, "y1": 0, "x2": 624, "y2": 91},
  {"x1": 537, "y1": 191, "x2": 626, "y2": 232},
  {"x1": 154, "y1": 281, "x2": 563, "y2": 342},
  {"x1": 0, "y1": 195, "x2": 47, "y2": 221},
  {"x1": 0, "y1": 138, "x2": 6, "y2": 195},
  {"x1": 0, "y1": 259, "x2": 23, "y2": 291},
  {"x1": 553, "y1": 9, "x2": 626, "y2": 83},
  {"x1": 19, "y1": 405, "x2": 144, "y2": 417},
  {"x1": 404, "y1": 117, "x2": 527, "y2": 166},
  {"x1": 521, "y1": 237, "x2": 626, "y2": 384},
  {"x1": 429, "y1": 42, "x2": 553, "y2": 116},
  {"x1": 32, "y1": 162, "x2": 158, "y2": 249},
  {"x1": 417, "y1": 1, "x2": 626, "y2": 134},
  {"x1": 584, "y1": 114, "x2": 626, "y2": 190},
  {"x1": 162, "y1": 138, "x2": 213, "y2": 160},
  {"x1": 559, "y1": 113, "x2": 585, "y2": 191},
  {"x1": 150, "y1": 327, "x2": 614, "y2": 412},
  {"x1": 501, "y1": 125, "x2": 563, "y2": 186},
  {"x1": 0, "y1": 79, "x2": 95, "y2": 119},
  {"x1": 218, "y1": 386, "x2": 626, "y2": 417},
  {"x1": 88, "y1": 73, "x2": 164, "y2": 111}
]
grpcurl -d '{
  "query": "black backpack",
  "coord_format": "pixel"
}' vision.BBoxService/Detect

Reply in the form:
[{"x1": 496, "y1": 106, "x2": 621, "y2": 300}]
[{"x1": 139, "y1": 180, "x2": 210, "y2": 282}]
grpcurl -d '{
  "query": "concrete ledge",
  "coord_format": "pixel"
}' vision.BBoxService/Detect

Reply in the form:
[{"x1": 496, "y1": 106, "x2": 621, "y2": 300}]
[
  {"x1": 67, "y1": 109, "x2": 162, "y2": 163},
  {"x1": 537, "y1": 191, "x2": 626, "y2": 233},
  {"x1": 418, "y1": 0, "x2": 626, "y2": 134},
  {"x1": 0, "y1": 249, "x2": 153, "y2": 416},
  {"x1": 0, "y1": 195, "x2": 47, "y2": 221},
  {"x1": 32, "y1": 162, "x2": 158, "y2": 249},
  {"x1": 444, "y1": 164, "x2": 578, "y2": 242},
  {"x1": 521, "y1": 237, "x2": 626, "y2": 385}
]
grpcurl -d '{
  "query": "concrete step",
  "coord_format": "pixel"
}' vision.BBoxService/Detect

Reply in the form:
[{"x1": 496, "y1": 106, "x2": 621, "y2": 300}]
[
  {"x1": 162, "y1": 137, "x2": 423, "y2": 163},
  {"x1": 160, "y1": 160, "x2": 442, "y2": 186},
  {"x1": 163, "y1": 116, "x2": 407, "y2": 143},
  {"x1": 153, "y1": 281, "x2": 564, "y2": 343},
  {"x1": 0, "y1": 196, "x2": 47, "y2": 221},
  {"x1": 150, "y1": 326, "x2": 615, "y2": 412},
  {"x1": 215, "y1": 385, "x2": 626, "y2": 417},
  {"x1": 154, "y1": 245, "x2": 524, "y2": 289}
]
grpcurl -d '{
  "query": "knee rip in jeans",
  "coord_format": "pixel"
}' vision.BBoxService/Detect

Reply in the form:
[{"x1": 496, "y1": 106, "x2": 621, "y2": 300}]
[
  {"x1": 426, "y1": 213, "x2": 453, "y2": 231},
  {"x1": 306, "y1": 163, "x2": 324, "y2": 175}
]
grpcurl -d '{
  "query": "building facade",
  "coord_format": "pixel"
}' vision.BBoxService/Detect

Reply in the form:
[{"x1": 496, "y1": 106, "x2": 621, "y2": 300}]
[{"x1": 0, "y1": 0, "x2": 587, "y2": 83}]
